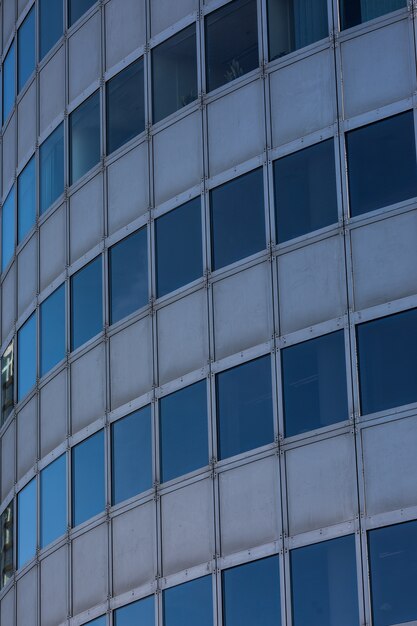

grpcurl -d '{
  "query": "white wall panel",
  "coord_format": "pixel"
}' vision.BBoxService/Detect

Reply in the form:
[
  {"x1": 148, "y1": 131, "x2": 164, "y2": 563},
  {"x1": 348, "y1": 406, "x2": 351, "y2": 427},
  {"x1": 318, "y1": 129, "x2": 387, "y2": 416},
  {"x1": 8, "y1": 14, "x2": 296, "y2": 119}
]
[
  {"x1": 71, "y1": 344, "x2": 106, "y2": 433},
  {"x1": 16, "y1": 566, "x2": 37, "y2": 626},
  {"x1": 40, "y1": 370, "x2": 67, "y2": 458},
  {"x1": 1, "y1": 587, "x2": 15, "y2": 626},
  {"x1": 72, "y1": 524, "x2": 108, "y2": 615},
  {"x1": 151, "y1": 0, "x2": 197, "y2": 36},
  {"x1": 40, "y1": 547, "x2": 68, "y2": 626},
  {"x1": 70, "y1": 173, "x2": 104, "y2": 264},
  {"x1": 1, "y1": 422, "x2": 15, "y2": 501},
  {"x1": 2, "y1": 0, "x2": 15, "y2": 47},
  {"x1": 16, "y1": 396, "x2": 37, "y2": 481},
  {"x1": 2, "y1": 262, "x2": 16, "y2": 343},
  {"x1": 105, "y1": 0, "x2": 146, "y2": 69},
  {"x1": 40, "y1": 48, "x2": 65, "y2": 136},
  {"x1": 17, "y1": 82, "x2": 36, "y2": 164},
  {"x1": 39, "y1": 204, "x2": 66, "y2": 291},
  {"x1": 68, "y1": 13, "x2": 101, "y2": 102},
  {"x1": 17, "y1": 234, "x2": 37, "y2": 316}
]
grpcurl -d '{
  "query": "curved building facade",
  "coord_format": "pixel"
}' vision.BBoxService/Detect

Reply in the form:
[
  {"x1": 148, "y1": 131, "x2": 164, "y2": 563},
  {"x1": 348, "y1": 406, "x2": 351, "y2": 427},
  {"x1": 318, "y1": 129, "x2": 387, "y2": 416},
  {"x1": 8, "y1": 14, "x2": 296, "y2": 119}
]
[{"x1": 0, "y1": 0, "x2": 417, "y2": 625}]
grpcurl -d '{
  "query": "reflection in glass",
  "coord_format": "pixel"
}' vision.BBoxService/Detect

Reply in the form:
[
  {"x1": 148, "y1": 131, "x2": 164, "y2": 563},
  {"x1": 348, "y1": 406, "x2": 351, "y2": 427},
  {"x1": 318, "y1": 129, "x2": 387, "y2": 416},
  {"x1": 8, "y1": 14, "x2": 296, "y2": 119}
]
[
  {"x1": 72, "y1": 430, "x2": 105, "y2": 526},
  {"x1": 112, "y1": 406, "x2": 152, "y2": 506},
  {"x1": 109, "y1": 228, "x2": 148, "y2": 325},
  {"x1": 152, "y1": 24, "x2": 197, "y2": 123},
  {"x1": 274, "y1": 139, "x2": 337, "y2": 243},
  {"x1": 357, "y1": 308, "x2": 417, "y2": 415},
  {"x1": 40, "y1": 0, "x2": 63, "y2": 60},
  {"x1": 18, "y1": 313, "x2": 36, "y2": 401},
  {"x1": 18, "y1": 156, "x2": 36, "y2": 243},
  {"x1": 291, "y1": 535, "x2": 359, "y2": 626},
  {"x1": 106, "y1": 59, "x2": 145, "y2": 154},
  {"x1": 0, "y1": 502, "x2": 13, "y2": 590},
  {"x1": 3, "y1": 42, "x2": 15, "y2": 124},
  {"x1": 347, "y1": 111, "x2": 417, "y2": 217},
  {"x1": 70, "y1": 90, "x2": 101, "y2": 185},
  {"x1": 282, "y1": 331, "x2": 349, "y2": 437},
  {"x1": 205, "y1": 0, "x2": 258, "y2": 92},
  {"x1": 18, "y1": 6, "x2": 35, "y2": 92},
  {"x1": 2, "y1": 186, "x2": 15, "y2": 271},
  {"x1": 340, "y1": 0, "x2": 406, "y2": 30},
  {"x1": 40, "y1": 284, "x2": 66, "y2": 377},
  {"x1": 267, "y1": 0, "x2": 328, "y2": 61},
  {"x1": 114, "y1": 595, "x2": 154, "y2": 626},
  {"x1": 160, "y1": 381, "x2": 208, "y2": 482},
  {"x1": 1, "y1": 342, "x2": 14, "y2": 426},
  {"x1": 216, "y1": 356, "x2": 274, "y2": 459},
  {"x1": 369, "y1": 521, "x2": 417, "y2": 626},
  {"x1": 69, "y1": 0, "x2": 96, "y2": 26},
  {"x1": 71, "y1": 256, "x2": 102, "y2": 351},
  {"x1": 222, "y1": 557, "x2": 281, "y2": 626},
  {"x1": 18, "y1": 478, "x2": 37, "y2": 569},
  {"x1": 155, "y1": 198, "x2": 202, "y2": 298},
  {"x1": 40, "y1": 455, "x2": 66, "y2": 548},
  {"x1": 163, "y1": 576, "x2": 213, "y2": 626},
  {"x1": 40, "y1": 123, "x2": 64, "y2": 215},
  {"x1": 86, "y1": 618, "x2": 107, "y2": 626},
  {"x1": 210, "y1": 168, "x2": 265, "y2": 270}
]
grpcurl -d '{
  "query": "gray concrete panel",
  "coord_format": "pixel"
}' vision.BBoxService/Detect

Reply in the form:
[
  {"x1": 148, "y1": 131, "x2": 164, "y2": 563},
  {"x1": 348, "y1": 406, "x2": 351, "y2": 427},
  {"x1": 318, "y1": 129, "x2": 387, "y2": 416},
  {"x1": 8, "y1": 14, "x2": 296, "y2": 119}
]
[
  {"x1": 71, "y1": 344, "x2": 106, "y2": 434},
  {"x1": 2, "y1": 262, "x2": 16, "y2": 342},
  {"x1": 39, "y1": 47, "x2": 65, "y2": 136},
  {"x1": 150, "y1": 0, "x2": 198, "y2": 36},
  {"x1": 39, "y1": 204, "x2": 66, "y2": 291},
  {"x1": 16, "y1": 566, "x2": 37, "y2": 626},
  {"x1": 1, "y1": 421, "x2": 15, "y2": 501},
  {"x1": 68, "y1": 13, "x2": 101, "y2": 103},
  {"x1": 105, "y1": 0, "x2": 146, "y2": 69},
  {"x1": 3, "y1": 113, "x2": 16, "y2": 191},
  {"x1": 17, "y1": 82, "x2": 36, "y2": 165},
  {"x1": 72, "y1": 524, "x2": 108, "y2": 615},
  {"x1": 70, "y1": 173, "x2": 104, "y2": 264},
  {"x1": 40, "y1": 370, "x2": 67, "y2": 458},
  {"x1": 17, "y1": 234, "x2": 37, "y2": 316},
  {"x1": 16, "y1": 396, "x2": 37, "y2": 481},
  {"x1": 40, "y1": 547, "x2": 68, "y2": 626}
]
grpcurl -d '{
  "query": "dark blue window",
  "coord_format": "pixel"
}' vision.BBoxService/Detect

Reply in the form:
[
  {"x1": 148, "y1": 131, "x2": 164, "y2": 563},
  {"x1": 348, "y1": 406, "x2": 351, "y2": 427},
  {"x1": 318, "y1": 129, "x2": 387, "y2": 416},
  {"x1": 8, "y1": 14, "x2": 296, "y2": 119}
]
[
  {"x1": 205, "y1": 0, "x2": 258, "y2": 92},
  {"x1": 18, "y1": 313, "x2": 36, "y2": 401},
  {"x1": 40, "y1": 455, "x2": 66, "y2": 548},
  {"x1": 40, "y1": 0, "x2": 63, "y2": 60},
  {"x1": 152, "y1": 25, "x2": 197, "y2": 124},
  {"x1": 109, "y1": 228, "x2": 148, "y2": 325},
  {"x1": 369, "y1": 521, "x2": 417, "y2": 626},
  {"x1": 18, "y1": 156, "x2": 36, "y2": 243},
  {"x1": 2, "y1": 187, "x2": 15, "y2": 271},
  {"x1": 222, "y1": 557, "x2": 281, "y2": 626},
  {"x1": 340, "y1": 0, "x2": 406, "y2": 29},
  {"x1": 17, "y1": 478, "x2": 36, "y2": 569},
  {"x1": 160, "y1": 381, "x2": 208, "y2": 483},
  {"x1": 112, "y1": 406, "x2": 152, "y2": 506},
  {"x1": 282, "y1": 331, "x2": 349, "y2": 437},
  {"x1": 40, "y1": 285, "x2": 66, "y2": 377},
  {"x1": 273, "y1": 140, "x2": 338, "y2": 243},
  {"x1": 357, "y1": 308, "x2": 417, "y2": 415},
  {"x1": 72, "y1": 430, "x2": 105, "y2": 526},
  {"x1": 155, "y1": 198, "x2": 203, "y2": 298},
  {"x1": 210, "y1": 169, "x2": 265, "y2": 270},
  {"x1": 71, "y1": 256, "x2": 102, "y2": 351},
  {"x1": 216, "y1": 356, "x2": 274, "y2": 460},
  {"x1": 70, "y1": 90, "x2": 101, "y2": 185},
  {"x1": 69, "y1": 0, "x2": 96, "y2": 26},
  {"x1": 291, "y1": 535, "x2": 359, "y2": 626},
  {"x1": 106, "y1": 59, "x2": 145, "y2": 154},
  {"x1": 40, "y1": 123, "x2": 64, "y2": 215},
  {"x1": 163, "y1": 576, "x2": 213, "y2": 626},
  {"x1": 3, "y1": 42, "x2": 15, "y2": 124},
  {"x1": 18, "y1": 6, "x2": 35, "y2": 92},
  {"x1": 114, "y1": 596, "x2": 154, "y2": 626},
  {"x1": 347, "y1": 111, "x2": 417, "y2": 217}
]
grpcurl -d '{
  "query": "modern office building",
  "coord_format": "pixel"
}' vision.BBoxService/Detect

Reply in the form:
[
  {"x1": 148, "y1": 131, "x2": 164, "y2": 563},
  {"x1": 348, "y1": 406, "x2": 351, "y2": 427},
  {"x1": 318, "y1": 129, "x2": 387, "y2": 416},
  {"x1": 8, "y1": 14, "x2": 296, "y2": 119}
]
[{"x1": 0, "y1": 0, "x2": 416, "y2": 624}]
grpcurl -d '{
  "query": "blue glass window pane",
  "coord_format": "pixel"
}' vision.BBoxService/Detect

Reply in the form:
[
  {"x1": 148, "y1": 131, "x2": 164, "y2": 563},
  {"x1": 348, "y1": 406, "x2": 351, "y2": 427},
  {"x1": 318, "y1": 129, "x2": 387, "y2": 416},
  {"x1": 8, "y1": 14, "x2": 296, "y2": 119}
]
[
  {"x1": 274, "y1": 140, "x2": 338, "y2": 243},
  {"x1": 160, "y1": 381, "x2": 208, "y2": 483},
  {"x1": 40, "y1": 284, "x2": 65, "y2": 377},
  {"x1": 369, "y1": 521, "x2": 417, "y2": 626},
  {"x1": 282, "y1": 331, "x2": 349, "y2": 437},
  {"x1": 357, "y1": 308, "x2": 417, "y2": 415},
  {"x1": 70, "y1": 91, "x2": 101, "y2": 185},
  {"x1": 3, "y1": 42, "x2": 15, "y2": 124},
  {"x1": 18, "y1": 156, "x2": 36, "y2": 243},
  {"x1": 152, "y1": 25, "x2": 197, "y2": 123},
  {"x1": 18, "y1": 7, "x2": 35, "y2": 92},
  {"x1": 112, "y1": 406, "x2": 152, "y2": 506},
  {"x1": 216, "y1": 356, "x2": 274, "y2": 460},
  {"x1": 40, "y1": 123, "x2": 64, "y2": 215},
  {"x1": 71, "y1": 256, "x2": 102, "y2": 351},
  {"x1": 72, "y1": 430, "x2": 105, "y2": 526},
  {"x1": 114, "y1": 596, "x2": 154, "y2": 626},
  {"x1": 86, "y1": 618, "x2": 106, "y2": 626},
  {"x1": 155, "y1": 198, "x2": 202, "y2": 298},
  {"x1": 18, "y1": 313, "x2": 36, "y2": 401},
  {"x1": 69, "y1": 0, "x2": 96, "y2": 26},
  {"x1": 291, "y1": 535, "x2": 359, "y2": 626},
  {"x1": 268, "y1": 0, "x2": 328, "y2": 60},
  {"x1": 1, "y1": 341, "x2": 14, "y2": 426},
  {"x1": 40, "y1": 455, "x2": 66, "y2": 548},
  {"x1": 109, "y1": 228, "x2": 148, "y2": 325},
  {"x1": 40, "y1": 0, "x2": 63, "y2": 60},
  {"x1": 106, "y1": 59, "x2": 145, "y2": 154},
  {"x1": 347, "y1": 111, "x2": 417, "y2": 217},
  {"x1": 0, "y1": 501, "x2": 13, "y2": 589},
  {"x1": 163, "y1": 576, "x2": 213, "y2": 626},
  {"x1": 2, "y1": 187, "x2": 15, "y2": 271},
  {"x1": 210, "y1": 168, "x2": 265, "y2": 270},
  {"x1": 17, "y1": 478, "x2": 36, "y2": 569},
  {"x1": 222, "y1": 557, "x2": 281, "y2": 626},
  {"x1": 205, "y1": 0, "x2": 258, "y2": 92},
  {"x1": 340, "y1": 0, "x2": 406, "y2": 29}
]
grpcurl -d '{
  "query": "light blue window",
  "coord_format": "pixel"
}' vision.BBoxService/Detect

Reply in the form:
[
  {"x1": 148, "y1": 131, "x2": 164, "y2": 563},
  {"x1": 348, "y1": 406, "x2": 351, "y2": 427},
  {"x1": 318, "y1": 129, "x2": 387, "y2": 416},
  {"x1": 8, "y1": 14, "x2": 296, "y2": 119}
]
[
  {"x1": 18, "y1": 156, "x2": 36, "y2": 243},
  {"x1": 40, "y1": 123, "x2": 64, "y2": 215},
  {"x1": 71, "y1": 256, "x2": 103, "y2": 351},
  {"x1": 2, "y1": 187, "x2": 15, "y2": 271},
  {"x1": 86, "y1": 618, "x2": 106, "y2": 626},
  {"x1": 163, "y1": 576, "x2": 213, "y2": 626},
  {"x1": 17, "y1": 478, "x2": 37, "y2": 569},
  {"x1": 40, "y1": 284, "x2": 66, "y2": 377},
  {"x1": 70, "y1": 90, "x2": 101, "y2": 185},
  {"x1": 40, "y1": 0, "x2": 63, "y2": 60},
  {"x1": 72, "y1": 430, "x2": 105, "y2": 526},
  {"x1": 18, "y1": 6, "x2": 35, "y2": 92},
  {"x1": 3, "y1": 42, "x2": 15, "y2": 124},
  {"x1": 40, "y1": 455, "x2": 66, "y2": 548},
  {"x1": 114, "y1": 596, "x2": 154, "y2": 626},
  {"x1": 18, "y1": 313, "x2": 37, "y2": 401}
]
